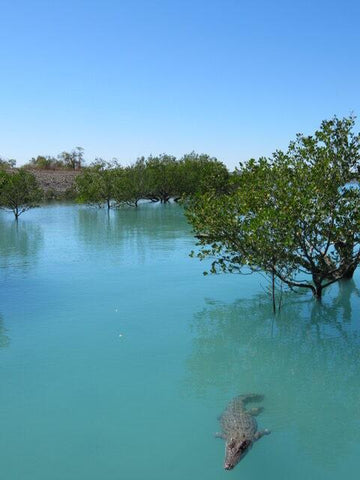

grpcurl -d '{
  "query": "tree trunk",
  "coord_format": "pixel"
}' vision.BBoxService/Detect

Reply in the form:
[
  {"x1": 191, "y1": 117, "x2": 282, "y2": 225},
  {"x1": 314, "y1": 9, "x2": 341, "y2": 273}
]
[
  {"x1": 342, "y1": 263, "x2": 357, "y2": 279},
  {"x1": 335, "y1": 238, "x2": 357, "y2": 279},
  {"x1": 312, "y1": 275, "x2": 323, "y2": 300},
  {"x1": 271, "y1": 269, "x2": 276, "y2": 314},
  {"x1": 314, "y1": 285, "x2": 323, "y2": 300}
]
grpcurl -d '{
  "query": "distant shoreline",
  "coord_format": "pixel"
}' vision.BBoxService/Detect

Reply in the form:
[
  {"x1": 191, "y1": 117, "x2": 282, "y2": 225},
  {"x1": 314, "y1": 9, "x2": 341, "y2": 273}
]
[{"x1": 26, "y1": 168, "x2": 80, "y2": 199}]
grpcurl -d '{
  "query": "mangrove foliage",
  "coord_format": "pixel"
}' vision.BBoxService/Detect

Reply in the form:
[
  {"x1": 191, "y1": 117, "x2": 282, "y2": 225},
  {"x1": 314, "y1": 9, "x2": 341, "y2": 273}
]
[
  {"x1": 186, "y1": 116, "x2": 360, "y2": 300},
  {"x1": 0, "y1": 168, "x2": 43, "y2": 219}
]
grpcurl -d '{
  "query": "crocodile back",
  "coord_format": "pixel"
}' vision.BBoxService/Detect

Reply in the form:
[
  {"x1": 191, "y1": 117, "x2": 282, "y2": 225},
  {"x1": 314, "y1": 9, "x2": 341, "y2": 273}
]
[{"x1": 220, "y1": 397, "x2": 257, "y2": 440}]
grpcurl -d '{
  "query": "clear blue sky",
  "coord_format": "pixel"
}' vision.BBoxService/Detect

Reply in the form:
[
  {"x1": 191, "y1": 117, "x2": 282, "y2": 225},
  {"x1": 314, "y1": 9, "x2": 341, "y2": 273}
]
[{"x1": 1, "y1": 0, "x2": 359, "y2": 169}]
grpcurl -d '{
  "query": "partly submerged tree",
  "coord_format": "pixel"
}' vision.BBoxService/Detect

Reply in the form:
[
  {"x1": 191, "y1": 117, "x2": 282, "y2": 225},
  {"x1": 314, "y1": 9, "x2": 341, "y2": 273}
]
[
  {"x1": 145, "y1": 154, "x2": 180, "y2": 203},
  {"x1": 113, "y1": 158, "x2": 148, "y2": 207},
  {"x1": 75, "y1": 159, "x2": 120, "y2": 209},
  {"x1": 186, "y1": 116, "x2": 360, "y2": 300},
  {"x1": 177, "y1": 152, "x2": 230, "y2": 199},
  {"x1": 286, "y1": 115, "x2": 360, "y2": 279},
  {"x1": 75, "y1": 152, "x2": 231, "y2": 208},
  {"x1": 0, "y1": 168, "x2": 43, "y2": 219}
]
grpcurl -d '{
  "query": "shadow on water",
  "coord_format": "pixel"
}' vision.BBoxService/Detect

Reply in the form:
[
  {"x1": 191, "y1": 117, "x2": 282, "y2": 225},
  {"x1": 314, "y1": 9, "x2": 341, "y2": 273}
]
[
  {"x1": 0, "y1": 217, "x2": 43, "y2": 271},
  {"x1": 0, "y1": 315, "x2": 10, "y2": 348},
  {"x1": 185, "y1": 280, "x2": 360, "y2": 465}
]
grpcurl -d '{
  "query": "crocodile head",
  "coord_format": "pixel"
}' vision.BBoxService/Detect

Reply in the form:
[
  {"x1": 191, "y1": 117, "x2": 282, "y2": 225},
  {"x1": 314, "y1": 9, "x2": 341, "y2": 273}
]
[{"x1": 224, "y1": 438, "x2": 252, "y2": 470}]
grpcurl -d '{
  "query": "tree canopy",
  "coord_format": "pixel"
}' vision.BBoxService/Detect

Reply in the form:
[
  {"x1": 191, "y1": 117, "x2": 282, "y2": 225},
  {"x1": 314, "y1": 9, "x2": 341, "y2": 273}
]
[
  {"x1": 24, "y1": 147, "x2": 85, "y2": 170},
  {"x1": 186, "y1": 116, "x2": 360, "y2": 299},
  {"x1": 177, "y1": 152, "x2": 230, "y2": 197},
  {"x1": 74, "y1": 152, "x2": 230, "y2": 207},
  {"x1": 0, "y1": 169, "x2": 43, "y2": 219},
  {"x1": 75, "y1": 159, "x2": 120, "y2": 209},
  {"x1": 0, "y1": 157, "x2": 16, "y2": 168}
]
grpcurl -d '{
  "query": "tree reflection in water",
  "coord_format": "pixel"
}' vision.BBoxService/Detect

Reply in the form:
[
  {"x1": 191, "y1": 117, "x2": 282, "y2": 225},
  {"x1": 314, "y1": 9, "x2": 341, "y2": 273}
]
[
  {"x1": 0, "y1": 217, "x2": 43, "y2": 271},
  {"x1": 0, "y1": 315, "x2": 9, "y2": 348},
  {"x1": 185, "y1": 281, "x2": 360, "y2": 465},
  {"x1": 75, "y1": 203, "x2": 190, "y2": 264}
]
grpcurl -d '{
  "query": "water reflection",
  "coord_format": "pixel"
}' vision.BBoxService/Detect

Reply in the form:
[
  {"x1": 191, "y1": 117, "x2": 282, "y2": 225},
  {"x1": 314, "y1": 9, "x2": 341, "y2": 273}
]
[
  {"x1": 186, "y1": 281, "x2": 360, "y2": 464},
  {"x1": 75, "y1": 203, "x2": 191, "y2": 261},
  {"x1": 0, "y1": 217, "x2": 43, "y2": 270},
  {"x1": 0, "y1": 315, "x2": 10, "y2": 348}
]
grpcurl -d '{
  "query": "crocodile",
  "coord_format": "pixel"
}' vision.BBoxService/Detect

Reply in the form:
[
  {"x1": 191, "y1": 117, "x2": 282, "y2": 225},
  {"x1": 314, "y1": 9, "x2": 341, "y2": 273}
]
[{"x1": 216, "y1": 394, "x2": 270, "y2": 470}]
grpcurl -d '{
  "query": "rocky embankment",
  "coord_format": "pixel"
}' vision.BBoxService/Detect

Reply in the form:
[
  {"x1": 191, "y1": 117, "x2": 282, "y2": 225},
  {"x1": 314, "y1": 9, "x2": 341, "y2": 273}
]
[{"x1": 29, "y1": 169, "x2": 80, "y2": 199}]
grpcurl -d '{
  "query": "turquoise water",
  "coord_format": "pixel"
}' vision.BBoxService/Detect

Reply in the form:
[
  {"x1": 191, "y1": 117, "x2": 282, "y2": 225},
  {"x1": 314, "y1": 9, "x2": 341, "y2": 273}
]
[{"x1": 0, "y1": 203, "x2": 360, "y2": 480}]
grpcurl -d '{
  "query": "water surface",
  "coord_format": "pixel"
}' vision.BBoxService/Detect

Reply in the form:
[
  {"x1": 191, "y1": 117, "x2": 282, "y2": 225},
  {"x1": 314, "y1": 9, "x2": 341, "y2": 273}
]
[{"x1": 0, "y1": 204, "x2": 359, "y2": 479}]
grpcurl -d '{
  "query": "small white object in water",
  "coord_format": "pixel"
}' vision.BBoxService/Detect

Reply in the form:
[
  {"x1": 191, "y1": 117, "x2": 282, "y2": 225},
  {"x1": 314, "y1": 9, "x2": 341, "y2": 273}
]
[
  {"x1": 115, "y1": 309, "x2": 118, "y2": 312},
  {"x1": 119, "y1": 334, "x2": 123, "y2": 337}
]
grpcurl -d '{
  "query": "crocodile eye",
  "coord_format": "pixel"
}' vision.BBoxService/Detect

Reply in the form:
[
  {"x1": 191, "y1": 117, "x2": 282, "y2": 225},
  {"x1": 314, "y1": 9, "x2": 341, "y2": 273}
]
[
  {"x1": 239, "y1": 440, "x2": 250, "y2": 452},
  {"x1": 228, "y1": 440, "x2": 236, "y2": 449}
]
